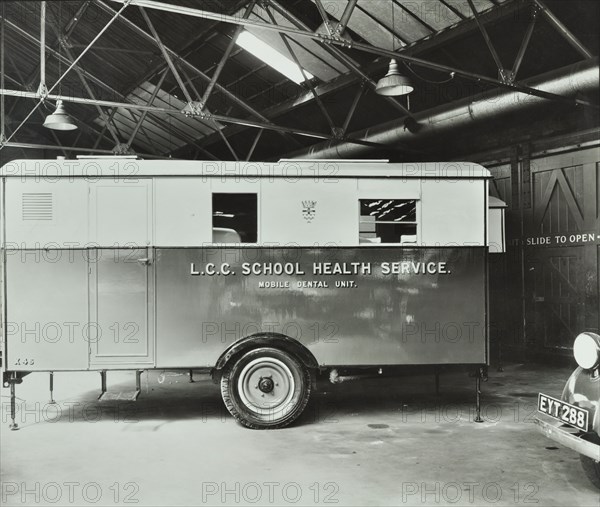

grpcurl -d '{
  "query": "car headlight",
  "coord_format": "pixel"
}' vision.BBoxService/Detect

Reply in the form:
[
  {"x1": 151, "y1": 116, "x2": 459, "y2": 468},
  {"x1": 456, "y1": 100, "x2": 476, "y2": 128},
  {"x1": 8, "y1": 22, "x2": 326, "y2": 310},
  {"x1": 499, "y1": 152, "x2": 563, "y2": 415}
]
[{"x1": 573, "y1": 332, "x2": 600, "y2": 370}]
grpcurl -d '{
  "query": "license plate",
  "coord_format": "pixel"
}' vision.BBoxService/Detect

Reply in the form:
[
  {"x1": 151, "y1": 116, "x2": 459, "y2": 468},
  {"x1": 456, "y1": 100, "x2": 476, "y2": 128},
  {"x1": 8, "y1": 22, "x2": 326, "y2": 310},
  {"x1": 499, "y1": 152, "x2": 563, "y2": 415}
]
[{"x1": 538, "y1": 393, "x2": 589, "y2": 431}]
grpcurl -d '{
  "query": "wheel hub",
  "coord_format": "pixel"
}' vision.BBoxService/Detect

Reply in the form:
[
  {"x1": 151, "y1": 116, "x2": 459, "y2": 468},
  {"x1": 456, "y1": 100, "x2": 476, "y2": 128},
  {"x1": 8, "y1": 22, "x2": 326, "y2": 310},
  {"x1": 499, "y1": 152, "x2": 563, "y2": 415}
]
[
  {"x1": 258, "y1": 376, "x2": 275, "y2": 393},
  {"x1": 237, "y1": 357, "x2": 296, "y2": 417}
]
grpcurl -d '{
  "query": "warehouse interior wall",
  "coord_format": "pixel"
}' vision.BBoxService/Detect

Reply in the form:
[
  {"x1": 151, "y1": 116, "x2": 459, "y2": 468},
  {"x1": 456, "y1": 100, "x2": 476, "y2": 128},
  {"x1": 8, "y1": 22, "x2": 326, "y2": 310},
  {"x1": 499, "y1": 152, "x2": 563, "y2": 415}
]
[{"x1": 487, "y1": 133, "x2": 599, "y2": 363}]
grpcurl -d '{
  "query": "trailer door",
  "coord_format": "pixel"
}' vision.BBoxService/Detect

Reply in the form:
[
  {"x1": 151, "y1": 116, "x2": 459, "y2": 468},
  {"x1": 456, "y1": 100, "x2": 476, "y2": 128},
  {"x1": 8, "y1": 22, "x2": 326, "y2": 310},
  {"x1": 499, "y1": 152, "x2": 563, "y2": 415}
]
[
  {"x1": 88, "y1": 179, "x2": 155, "y2": 368},
  {"x1": 89, "y1": 248, "x2": 155, "y2": 368}
]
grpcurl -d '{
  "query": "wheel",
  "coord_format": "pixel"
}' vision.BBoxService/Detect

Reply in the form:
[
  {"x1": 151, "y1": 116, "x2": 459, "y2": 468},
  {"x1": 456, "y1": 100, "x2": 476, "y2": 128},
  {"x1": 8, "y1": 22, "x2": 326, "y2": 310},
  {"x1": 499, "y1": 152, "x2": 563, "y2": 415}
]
[
  {"x1": 220, "y1": 347, "x2": 311, "y2": 429},
  {"x1": 580, "y1": 455, "x2": 600, "y2": 489}
]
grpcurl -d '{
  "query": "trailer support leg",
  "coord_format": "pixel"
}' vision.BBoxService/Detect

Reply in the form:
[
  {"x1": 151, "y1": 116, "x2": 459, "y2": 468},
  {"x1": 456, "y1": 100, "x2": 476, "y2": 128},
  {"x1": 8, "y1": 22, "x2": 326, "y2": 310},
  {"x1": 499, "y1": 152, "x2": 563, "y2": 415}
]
[
  {"x1": 497, "y1": 343, "x2": 504, "y2": 373},
  {"x1": 9, "y1": 381, "x2": 19, "y2": 431},
  {"x1": 434, "y1": 367, "x2": 440, "y2": 396},
  {"x1": 49, "y1": 372, "x2": 56, "y2": 404},
  {"x1": 189, "y1": 369, "x2": 194, "y2": 383},
  {"x1": 136, "y1": 370, "x2": 142, "y2": 391},
  {"x1": 474, "y1": 367, "x2": 487, "y2": 423},
  {"x1": 99, "y1": 370, "x2": 107, "y2": 400}
]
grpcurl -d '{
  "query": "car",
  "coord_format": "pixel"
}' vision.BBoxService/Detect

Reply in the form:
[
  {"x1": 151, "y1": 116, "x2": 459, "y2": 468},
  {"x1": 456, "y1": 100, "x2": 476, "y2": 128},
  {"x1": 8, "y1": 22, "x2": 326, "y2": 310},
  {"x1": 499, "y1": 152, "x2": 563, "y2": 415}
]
[{"x1": 535, "y1": 332, "x2": 600, "y2": 488}]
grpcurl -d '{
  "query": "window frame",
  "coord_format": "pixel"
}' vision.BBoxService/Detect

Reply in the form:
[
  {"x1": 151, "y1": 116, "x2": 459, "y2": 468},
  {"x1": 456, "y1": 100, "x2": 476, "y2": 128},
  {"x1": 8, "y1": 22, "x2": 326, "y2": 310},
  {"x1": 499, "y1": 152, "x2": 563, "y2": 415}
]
[
  {"x1": 358, "y1": 198, "x2": 420, "y2": 246},
  {"x1": 211, "y1": 192, "x2": 259, "y2": 245}
]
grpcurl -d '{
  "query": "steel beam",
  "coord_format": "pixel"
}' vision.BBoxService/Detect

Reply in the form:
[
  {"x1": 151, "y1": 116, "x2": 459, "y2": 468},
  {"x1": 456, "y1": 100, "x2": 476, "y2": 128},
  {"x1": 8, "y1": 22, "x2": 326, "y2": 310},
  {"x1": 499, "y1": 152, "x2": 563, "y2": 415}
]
[
  {"x1": 4, "y1": 18, "x2": 125, "y2": 103},
  {"x1": 126, "y1": 68, "x2": 168, "y2": 150},
  {"x1": 2, "y1": 141, "x2": 163, "y2": 158},
  {"x1": 264, "y1": 5, "x2": 337, "y2": 134},
  {"x1": 177, "y1": 63, "x2": 224, "y2": 132},
  {"x1": 4, "y1": 16, "x2": 216, "y2": 154},
  {"x1": 99, "y1": 0, "x2": 305, "y2": 149},
  {"x1": 69, "y1": 44, "x2": 156, "y2": 56},
  {"x1": 3, "y1": 1, "x2": 132, "y2": 146},
  {"x1": 46, "y1": 5, "x2": 123, "y2": 146},
  {"x1": 177, "y1": 62, "x2": 242, "y2": 160},
  {"x1": 106, "y1": 0, "x2": 596, "y2": 108},
  {"x1": 114, "y1": 0, "x2": 249, "y2": 97},
  {"x1": 121, "y1": 108, "x2": 158, "y2": 154},
  {"x1": 286, "y1": 58, "x2": 599, "y2": 159},
  {"x1": 180, "y1": 60, "x2": 240, "y2": 160},
  {"x1": 124, "y1": 80, "x2": 224, "y2": 158},
  {"x1": 0, "y1": 2, "x2": 5, "y2": 143},
  {"x1": 267, "y1": 0, "x2": 411, "y2": 116},
  {"x1": 200, "y1": 1, "x2": 256, "y2": 110},
  {"x1": 60, "y1": 44, "x2": 122, "y2": 146},
  {"x1": 63, "y1": 1, "x2": 93, "y2": 41},
  {"x1": 336, "y1": 0, "x2": 359, "y2": 36},
  {"x1": 92, "y1": 113, "x2": 112, "y2": 151},
  {"x1": 534, "y1": 0, "x2": 592, "y2": 59},
  {"x1": 314, "y1": 0, "x2": 335, "y2": 36},
  {"x1": 0, "y1": 88, "x2": 402, "y2": 148},
  {"x1": 245, "y1": 129, "x2": 263, "y2": 161},
  {"x1": 97, "y1": 0, "x2": 283, "y2": 124},
  {"x1": 439, "y1": 0, "x2": 468, "y2": 21},
  {"x1": 467, "y1": 0, "x2": 506, "y2": 79},
  {"x1": 169, "y1": 0, "x2": 587, "y2": 154},
  {"x1": 342, "y1": 83, "x2": 365, "y2": 135},
  {"x1": 139, "y1": 7, "x2": 194, "y2": 104},
  {"x1": 106, "y1": 0, "x2": 530, "y2": 155},
  {"x1": 217, "y1": 128, "x2": 239, "y2": 160},
  {"x1": 0, "y1": 71, "x2": 21, "y2": 89},
  {"x1": 37, "y1": 2, "x2": 48, "y2": 97},
  {"x1": 6, "y1": 53, "x2": 69, "y2": 157},
  {"x1": 511, "y1": 6, "x2": 539, "y2": 80}
]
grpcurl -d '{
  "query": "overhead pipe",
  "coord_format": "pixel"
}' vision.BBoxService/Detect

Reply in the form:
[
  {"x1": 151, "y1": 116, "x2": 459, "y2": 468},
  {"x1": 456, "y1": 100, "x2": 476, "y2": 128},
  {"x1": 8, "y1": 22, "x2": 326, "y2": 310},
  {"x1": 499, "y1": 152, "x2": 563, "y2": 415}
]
[{"x1": 289, "y1": 58, "x2": 599, "y2": 160}]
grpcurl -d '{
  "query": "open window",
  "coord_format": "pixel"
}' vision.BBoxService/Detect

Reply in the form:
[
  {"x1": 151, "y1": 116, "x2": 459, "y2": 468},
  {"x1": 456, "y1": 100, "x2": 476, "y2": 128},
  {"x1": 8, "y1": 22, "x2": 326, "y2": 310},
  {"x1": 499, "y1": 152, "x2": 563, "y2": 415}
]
[
  {"x1": 359, "y1": 199, "x2": 418, "y2": 245},
  {"x1": 212, "y1": 193, "x2": 257, "y2": 243}
]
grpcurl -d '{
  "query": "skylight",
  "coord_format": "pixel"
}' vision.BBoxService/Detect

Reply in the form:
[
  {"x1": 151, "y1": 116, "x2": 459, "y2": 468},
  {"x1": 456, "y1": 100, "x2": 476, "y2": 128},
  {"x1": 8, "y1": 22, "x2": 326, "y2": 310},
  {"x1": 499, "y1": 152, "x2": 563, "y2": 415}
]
[{"x1": 235, "y1": 31, "x2": 314, "y2": 84}]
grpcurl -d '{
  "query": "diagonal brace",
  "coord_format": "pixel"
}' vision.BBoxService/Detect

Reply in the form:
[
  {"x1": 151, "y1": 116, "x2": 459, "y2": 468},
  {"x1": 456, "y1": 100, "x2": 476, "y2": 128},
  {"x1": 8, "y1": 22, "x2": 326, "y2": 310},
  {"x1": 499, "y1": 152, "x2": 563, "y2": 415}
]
[
  {"x1": 200, "y1": 0, "x2": 257, "y2": 111},
  {"x1": 139, "y1": 6, "x2": 194, "y2": 105},
  {"x1": 510, "y1": 4, "x2": 539, "y2": 82},
  {"x1": 466, "y1": 0, "x2": 507, "y2": 81},
  {"x1": 264, "y1": 4, "x2": 337, "y2": 135}
]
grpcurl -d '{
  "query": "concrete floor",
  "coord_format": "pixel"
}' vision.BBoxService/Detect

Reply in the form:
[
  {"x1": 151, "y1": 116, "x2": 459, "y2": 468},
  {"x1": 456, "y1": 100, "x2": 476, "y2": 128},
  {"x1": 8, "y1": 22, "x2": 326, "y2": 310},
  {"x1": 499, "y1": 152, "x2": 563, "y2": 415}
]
[{"x1": 1, "y1": 363, "x2": 598, "y2": 507}]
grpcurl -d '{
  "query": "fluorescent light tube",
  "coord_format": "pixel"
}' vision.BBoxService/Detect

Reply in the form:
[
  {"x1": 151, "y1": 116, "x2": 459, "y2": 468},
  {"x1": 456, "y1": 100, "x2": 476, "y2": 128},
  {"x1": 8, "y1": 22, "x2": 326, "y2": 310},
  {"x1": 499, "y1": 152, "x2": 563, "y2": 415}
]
[{"x1": 236, "y1": 31, "x2": 314, "y2": 84}]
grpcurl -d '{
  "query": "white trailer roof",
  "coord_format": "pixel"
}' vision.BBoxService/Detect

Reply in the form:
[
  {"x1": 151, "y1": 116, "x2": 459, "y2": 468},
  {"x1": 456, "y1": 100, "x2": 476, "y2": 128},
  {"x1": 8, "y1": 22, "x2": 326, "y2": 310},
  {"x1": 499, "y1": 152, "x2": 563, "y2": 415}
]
[{"x1": 1, "y1": 159, "x2": 491, "y2": 179}]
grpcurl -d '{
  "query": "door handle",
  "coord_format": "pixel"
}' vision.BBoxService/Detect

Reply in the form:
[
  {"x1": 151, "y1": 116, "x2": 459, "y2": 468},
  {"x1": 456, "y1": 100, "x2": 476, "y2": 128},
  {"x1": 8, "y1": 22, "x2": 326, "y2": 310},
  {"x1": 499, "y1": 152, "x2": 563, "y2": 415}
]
[{"x1": 137, "y1": 258, "x2": 152, "y2": 265}]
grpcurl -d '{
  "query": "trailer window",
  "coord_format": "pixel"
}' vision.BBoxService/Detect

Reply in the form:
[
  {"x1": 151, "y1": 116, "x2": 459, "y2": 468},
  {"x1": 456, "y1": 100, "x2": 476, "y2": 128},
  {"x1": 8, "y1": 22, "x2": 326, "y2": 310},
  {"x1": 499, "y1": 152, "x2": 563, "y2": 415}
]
[
  {"x1": 213, "y1": 193, "x2": 257, "y2": 243},
  {"x1": 359, "y1": 199, "x2": 417, "y2": 244}
]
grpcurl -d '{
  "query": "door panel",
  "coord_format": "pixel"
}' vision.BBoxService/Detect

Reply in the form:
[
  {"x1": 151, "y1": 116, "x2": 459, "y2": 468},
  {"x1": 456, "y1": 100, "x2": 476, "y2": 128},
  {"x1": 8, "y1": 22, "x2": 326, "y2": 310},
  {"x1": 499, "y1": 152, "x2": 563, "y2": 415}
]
[
  {"x1": 524, "y1": 154, "x2": 598, "y2": 352},
  {"x1": 526, "y1": 249, "x2": 584, "y2": 350},
  {"x1": 89, "y1": 248, "x2": 155, "y2": 367},
  {"x1": 90, "y1": 180, "x2": 152, "y2": 247}
]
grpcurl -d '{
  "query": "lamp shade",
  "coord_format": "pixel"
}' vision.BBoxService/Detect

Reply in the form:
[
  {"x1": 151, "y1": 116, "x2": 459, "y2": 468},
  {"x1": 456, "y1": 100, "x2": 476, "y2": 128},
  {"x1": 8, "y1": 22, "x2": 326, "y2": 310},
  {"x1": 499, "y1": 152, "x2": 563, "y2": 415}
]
[
  {"x1": 375, "y1": 59, "x2": 414, "y2": 96},
  {"x1": 43, "y1": 100, "x2": 78, "y2": 131}
]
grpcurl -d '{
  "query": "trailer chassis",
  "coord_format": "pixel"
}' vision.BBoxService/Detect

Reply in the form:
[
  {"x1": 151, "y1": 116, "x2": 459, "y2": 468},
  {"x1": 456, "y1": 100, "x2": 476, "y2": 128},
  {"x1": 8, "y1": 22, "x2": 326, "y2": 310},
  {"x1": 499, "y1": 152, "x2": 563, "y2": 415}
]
[{"x1": 3, "y1": 365, "x2": 489, "y2": 430}]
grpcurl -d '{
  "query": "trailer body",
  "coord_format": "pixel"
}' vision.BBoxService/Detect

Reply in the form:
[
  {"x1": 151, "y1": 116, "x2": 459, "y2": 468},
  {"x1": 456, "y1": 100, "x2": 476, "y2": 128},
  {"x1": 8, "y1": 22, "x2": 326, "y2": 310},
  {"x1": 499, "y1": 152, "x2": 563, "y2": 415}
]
[{"x1": 1, "y1": 158, "x2": 499, "y2": 428}]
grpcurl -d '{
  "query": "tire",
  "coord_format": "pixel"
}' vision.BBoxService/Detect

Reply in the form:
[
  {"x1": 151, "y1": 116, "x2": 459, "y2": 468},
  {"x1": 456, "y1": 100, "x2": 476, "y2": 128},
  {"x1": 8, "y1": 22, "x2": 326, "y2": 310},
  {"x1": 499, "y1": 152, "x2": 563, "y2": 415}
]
[
  {"x1": 580, "y1": 455, "x2": 600, "y2": 489},
  {"x1": 220, "y1": 347, "x2": 311, "y2": 429}
]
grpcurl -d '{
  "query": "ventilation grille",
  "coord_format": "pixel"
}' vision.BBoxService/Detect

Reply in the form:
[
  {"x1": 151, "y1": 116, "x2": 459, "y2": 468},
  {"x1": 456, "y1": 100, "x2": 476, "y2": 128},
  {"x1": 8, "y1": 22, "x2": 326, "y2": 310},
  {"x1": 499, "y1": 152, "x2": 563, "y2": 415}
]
[{"x1": 22, "y1": 193, "x2": 53, "y2": 221}]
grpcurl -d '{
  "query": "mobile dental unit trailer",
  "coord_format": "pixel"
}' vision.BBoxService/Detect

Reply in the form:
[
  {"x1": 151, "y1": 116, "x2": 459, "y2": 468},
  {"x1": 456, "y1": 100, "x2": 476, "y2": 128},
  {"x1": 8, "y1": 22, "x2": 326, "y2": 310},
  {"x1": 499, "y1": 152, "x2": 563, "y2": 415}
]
[{"x1": 1, "y1": 158, "x2": 504, "y2": 429}]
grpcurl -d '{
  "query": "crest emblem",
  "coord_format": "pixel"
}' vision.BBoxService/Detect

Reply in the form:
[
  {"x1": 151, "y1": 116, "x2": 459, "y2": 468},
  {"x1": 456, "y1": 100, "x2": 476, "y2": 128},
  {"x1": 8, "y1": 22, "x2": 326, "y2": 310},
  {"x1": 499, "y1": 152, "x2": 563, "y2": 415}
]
[{"x1": 302, "y1": 200, "x2": 317, "y2": 223}]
